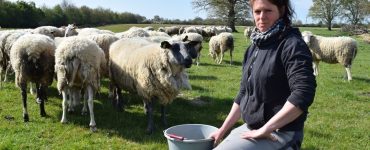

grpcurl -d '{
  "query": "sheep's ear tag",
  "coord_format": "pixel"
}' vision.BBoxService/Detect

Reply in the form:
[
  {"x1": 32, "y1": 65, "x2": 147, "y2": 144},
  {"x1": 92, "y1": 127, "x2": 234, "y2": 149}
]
[
  {"x1": 161, "y1": 41, "x2": 172, "y2": 49},
  {"x1": 182, "y1": 35, "x2": 189, "y2": 42}
]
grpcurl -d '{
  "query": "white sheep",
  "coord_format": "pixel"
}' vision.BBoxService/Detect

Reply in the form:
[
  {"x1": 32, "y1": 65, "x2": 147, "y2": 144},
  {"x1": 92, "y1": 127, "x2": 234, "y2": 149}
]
[
  {"x1": 109, "y1": 37, "x2": 198, "y2": 134},
  {"x1": 302, "y1": 31, "x2": 357, "y2": 81},
  {"x1": 55, "y1": 36, "x2": 106, "y2": 131},
  {"x1": 115, "y1": 27, "x2": 149, "y2": 39},
  {"x1": 244, "y1": 26, "x2": 254, "y2": 39},
  {"x1": 10, "y1": 34, "x2": 56, "y2": 122},
  {"x1": 77, "y1": 28, "x2": 114, "y2": 36},
  {"x1": 209, "y1": 32, "x2": 234, "y2": 64},
  {"x1": 33, "y1": 26, "x2": 64, "y2": 39}
]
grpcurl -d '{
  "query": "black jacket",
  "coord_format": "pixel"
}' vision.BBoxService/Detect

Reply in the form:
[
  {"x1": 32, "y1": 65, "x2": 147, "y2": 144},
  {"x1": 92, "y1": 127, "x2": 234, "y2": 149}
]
[{"x1": 234, "y1": 27, "x2": 316, "y2": 131}]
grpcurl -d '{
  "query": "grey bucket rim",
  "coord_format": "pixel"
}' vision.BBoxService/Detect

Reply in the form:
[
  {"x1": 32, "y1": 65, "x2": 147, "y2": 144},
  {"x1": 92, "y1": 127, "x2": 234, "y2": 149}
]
[{"x1": 163, "y1": 124, "x2": 218, "y2": 143}]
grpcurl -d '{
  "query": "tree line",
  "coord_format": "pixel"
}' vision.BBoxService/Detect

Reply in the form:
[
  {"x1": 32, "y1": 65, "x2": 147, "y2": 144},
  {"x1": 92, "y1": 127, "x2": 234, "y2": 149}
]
[{"x1": 0, "y1": 0, "x2": 146, "y2": 28}]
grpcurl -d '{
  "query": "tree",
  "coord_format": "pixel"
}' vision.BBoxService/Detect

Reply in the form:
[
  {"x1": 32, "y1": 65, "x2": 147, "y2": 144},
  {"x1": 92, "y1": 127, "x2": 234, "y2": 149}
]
[
  {"x1": 340, "y1": 0, "x2": 369, "y2": 25},
  {"x1": 309, "y1": 0, "x2": 342, "y2": 30},
  {"x1": 192, "y1": 0, "x2": 250, "y2": 32}
]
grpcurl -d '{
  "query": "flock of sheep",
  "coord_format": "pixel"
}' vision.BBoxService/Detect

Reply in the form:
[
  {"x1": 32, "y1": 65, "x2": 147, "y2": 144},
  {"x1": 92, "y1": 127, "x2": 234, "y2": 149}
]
[
  {"x1": 0, "y1": 24, "x2": 357, "y2": 133},
  {"x1": 0, "y1": 24, "x2": 235, "y2": 133}
]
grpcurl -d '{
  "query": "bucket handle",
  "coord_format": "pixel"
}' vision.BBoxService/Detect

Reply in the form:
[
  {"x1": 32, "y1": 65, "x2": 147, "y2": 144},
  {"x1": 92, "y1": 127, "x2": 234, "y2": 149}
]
[{"x1": 163, "y1": 130, "x2": 185, "y2": 141}]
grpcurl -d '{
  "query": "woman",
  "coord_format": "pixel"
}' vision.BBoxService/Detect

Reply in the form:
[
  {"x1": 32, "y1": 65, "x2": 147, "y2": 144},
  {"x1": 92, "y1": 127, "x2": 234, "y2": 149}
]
[{"x1": 210, "y1": 0, "x2": 316, "y2": 149}]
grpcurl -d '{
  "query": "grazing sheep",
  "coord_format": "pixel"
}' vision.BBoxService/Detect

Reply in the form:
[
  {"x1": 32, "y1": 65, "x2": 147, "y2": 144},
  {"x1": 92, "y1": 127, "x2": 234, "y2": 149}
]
[
  {"x1": 109, "y1": 37, "x2": 199, "y2": 134},
  {"x1": 302, "y1": 31, "x2": 357, "y2": 80},
  {"x1": 244, "y1": 26, "x2": 254, "y2": 39},
  {"x1": 209, "y1": 32, "x2": 234, "y2": 64},
  {"x1": 55, "y1": 36, "x2": 106, "y2": 131},
  {"x1": 115, "y1": 27, "x2": 149, "y2": 39},
  {"x1": 33, "y1": 26, "x2": 64, "y2": 39},
  {"x1": 10, "y1": 34, "x2": 55, "y2": 122},
  {"x1": 77, "y1": 28, "x2": 114, "y2": 36}
]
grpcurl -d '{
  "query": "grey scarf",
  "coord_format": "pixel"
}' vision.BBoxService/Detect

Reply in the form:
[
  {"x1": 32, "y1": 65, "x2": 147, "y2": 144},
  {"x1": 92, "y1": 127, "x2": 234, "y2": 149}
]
[{"x1": 250, "y1": 19, "x2": 286, "y2": 46}]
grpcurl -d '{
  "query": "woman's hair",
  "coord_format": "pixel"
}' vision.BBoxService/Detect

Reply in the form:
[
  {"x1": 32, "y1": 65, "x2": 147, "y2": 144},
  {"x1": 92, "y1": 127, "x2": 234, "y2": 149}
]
[{"x1": 249, "y1": 0, "x2": 295, "y2": 25}]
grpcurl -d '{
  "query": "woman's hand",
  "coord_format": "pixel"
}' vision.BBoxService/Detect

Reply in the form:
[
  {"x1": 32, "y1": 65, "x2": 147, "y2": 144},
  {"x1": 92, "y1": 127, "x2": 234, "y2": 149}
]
[
  {"x1": 240, "y1": 128, "x2": 277, "y2": 141},
  {"x1": 209, "y1": 129, "x2": 225, "y2": 147}
]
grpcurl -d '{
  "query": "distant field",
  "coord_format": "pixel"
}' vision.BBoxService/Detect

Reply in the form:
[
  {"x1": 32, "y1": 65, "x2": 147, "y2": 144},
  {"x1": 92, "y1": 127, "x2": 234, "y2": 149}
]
[{"x1": 0, "y1": 24, "x2": 369, "y2": 149}]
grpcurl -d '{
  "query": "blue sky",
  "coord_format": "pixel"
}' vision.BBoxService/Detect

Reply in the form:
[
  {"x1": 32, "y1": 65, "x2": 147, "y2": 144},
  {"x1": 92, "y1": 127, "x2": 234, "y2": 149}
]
[{"x1": 8, "y1": 0, "x2": 314, "y2": 23}]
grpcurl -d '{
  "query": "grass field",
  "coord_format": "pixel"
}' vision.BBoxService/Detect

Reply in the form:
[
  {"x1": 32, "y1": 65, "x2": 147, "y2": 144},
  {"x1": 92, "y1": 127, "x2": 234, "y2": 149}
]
[{"x1": 0, "y1": 24, "x2": 369, "y2": 150}]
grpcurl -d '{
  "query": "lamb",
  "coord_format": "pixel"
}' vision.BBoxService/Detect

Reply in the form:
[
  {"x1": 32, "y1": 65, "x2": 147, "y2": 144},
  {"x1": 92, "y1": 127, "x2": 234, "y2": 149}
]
[
  {"x1": 55, "y1": 36, "x2": 106, "y2": 131},
  {"x1": 109, "y1": 37, "x2": 199, "y2": 134},
  {"x1": 9, "y1": 34, "x2": 56, "y2": 122},
  {"x1": 302, "y1": 31, "x2": 357, "y2": 81},
  {"x1": 209, "y1": 32, "x2": 234, "y2": 64}
]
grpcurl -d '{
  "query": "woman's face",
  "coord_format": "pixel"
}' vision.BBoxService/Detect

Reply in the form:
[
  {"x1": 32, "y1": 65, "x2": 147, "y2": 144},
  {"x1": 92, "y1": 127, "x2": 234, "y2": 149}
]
[{"x1": 252, "y1": 0, "x2": 281, "y2": 32}]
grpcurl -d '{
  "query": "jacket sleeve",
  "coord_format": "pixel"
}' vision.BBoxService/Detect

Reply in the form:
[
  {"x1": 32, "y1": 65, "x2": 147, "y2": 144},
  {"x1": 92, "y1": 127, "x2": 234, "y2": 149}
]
[
  {"x1": 234, "y1": 46, "x2": 253, "y2": 104},
  {"x1": 280, "y1": 37, "x2": 316, "y2": 112}
]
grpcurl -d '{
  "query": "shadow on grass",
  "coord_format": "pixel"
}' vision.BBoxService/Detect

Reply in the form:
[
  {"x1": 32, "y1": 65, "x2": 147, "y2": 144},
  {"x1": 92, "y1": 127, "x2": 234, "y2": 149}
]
[
  {"x1": 353, "y1": 76, "x2": 370, "y2": 83},
  {"x1": 55, "y1": 91, "x2": 233, "y2": 144},
  {"x1": 189, "y1": 75, "x2": 217, "y2": 80}
]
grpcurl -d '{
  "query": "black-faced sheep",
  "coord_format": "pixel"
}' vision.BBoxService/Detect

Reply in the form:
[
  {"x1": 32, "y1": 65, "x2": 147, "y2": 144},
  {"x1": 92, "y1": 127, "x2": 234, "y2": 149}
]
[
  {"x1": 302, "y1": 31, "x2": 357, "y2": 81},
  {"x1": 209, "y1": 32, "x2": 234, "y2": 65},
  {"x1": 9, "y1": 34, "x2": 55, "y2": 122},
  {"x1": 55, "y1": 36, "x2": 106, "y2": 131},
  {"x1": 109, "y1": 37, "x2": 199, "y2": 134},
  {"x1": 173, "y1": 33, "x2": 204, "y2": 66}
]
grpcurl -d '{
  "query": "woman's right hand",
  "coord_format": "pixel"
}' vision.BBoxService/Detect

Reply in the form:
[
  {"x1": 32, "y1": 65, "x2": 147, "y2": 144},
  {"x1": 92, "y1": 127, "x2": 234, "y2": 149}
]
[{"x1": 209, "y1": 129, "x2": 225, "y2": 147}]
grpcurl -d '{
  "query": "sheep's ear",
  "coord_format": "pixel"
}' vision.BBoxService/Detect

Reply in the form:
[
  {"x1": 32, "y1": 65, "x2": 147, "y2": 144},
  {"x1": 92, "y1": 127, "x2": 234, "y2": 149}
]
[
  {"x1": 161, "y1": 41, "x2": 172, "y2": 49},
  {"x1": 188, "y1": 41, "x2": 199, "y2": 47},
  {"x1": 182, "y1": 35, "x2": 188, "y2": 42}
]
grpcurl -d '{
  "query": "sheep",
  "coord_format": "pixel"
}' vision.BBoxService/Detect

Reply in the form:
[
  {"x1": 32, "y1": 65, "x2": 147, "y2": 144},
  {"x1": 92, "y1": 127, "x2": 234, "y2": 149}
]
[
  {"x1": 9, "y1": 34, "x2": 56, "y2": 122},
  {"x1": 55, "y1": 36, "x2": 106, "y2": 131},
  {"x1": 115, "y1": 27, "x2": 149, "y2": 39},
  {"x1": 109, "y1": 37, "x2": 199, "y2": 134},
  {"x1": 302, "y1": 31, "x2": 357, "y2": 81},
  {"x1": 244, "y1": 26, "x2": 254, "y2": 39},
  {"x1": 77, "y1": 28, "x2": 114, "y2": 36},
  {"x1": 33, "y1": 26, "x2": 64, "y2": 39},
  {"x1": 209, "y1": 32, "x2": 234, "y2": 64},
  {"x1": 173, "y1": 33, "x2": 204, "y2": 66},
  {"x1": 61, "y1": 24, "x2": 78, "y2": 37}
]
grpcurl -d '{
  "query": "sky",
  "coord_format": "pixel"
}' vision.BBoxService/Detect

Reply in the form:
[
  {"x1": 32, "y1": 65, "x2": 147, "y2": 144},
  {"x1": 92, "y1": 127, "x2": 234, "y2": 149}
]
[{"x1": 8, "y1": 0, "x2": 314, "y2": 24}]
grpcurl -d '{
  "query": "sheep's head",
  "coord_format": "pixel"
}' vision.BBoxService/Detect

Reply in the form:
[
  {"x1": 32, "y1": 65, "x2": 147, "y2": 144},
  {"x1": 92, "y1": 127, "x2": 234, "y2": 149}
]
[
  {"x1": 181, "y1": 35, "x2": 203, "y2": 58},
  {"x1": 161, "y1": 40, "x2": 194, "y2": 68},
  {"x1": 65, "y1": 24, "x2": 78, "y2": 37},
  {"x1": 302, "y1": 31, "x2": 314, "y2": 45}
]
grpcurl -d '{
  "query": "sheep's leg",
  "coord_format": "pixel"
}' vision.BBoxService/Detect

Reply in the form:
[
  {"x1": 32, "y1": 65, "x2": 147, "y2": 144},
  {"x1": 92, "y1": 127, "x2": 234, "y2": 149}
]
[
  {"x1": 230, "y1": 48, "x2": 233, "y2": 65},
  {"x1": 61, "y1": 89, "x2": 68, "y2": 123},
  {"x1": 3, "y1": 64, "x2": 11, "y2": 82},
  {"x1": 35, "y1": 83, "x2": 42, "y2": 104},
  {"x1": 219, "y1": 51, "x2": 224, "y2": 64},
  {"x1": 345, "y1": 66, "x2": 352, "y2": 81},
  {"x1": 196, "y1": 52, "x2": 200, "y2": 66},
  {"x1": 38, "y1": 84, "x2": 47, "y2": 117},
  {"x1": 30, "y1": 82, "x2": 36, "y2": 95},
  {"x1": 82, "y1": 89, "x2": 88, "y2": 115},
  {"x1": 86, "y1": 86, "x2": 96, "y2": 132},
  {"x1": 313, "y1": 61, "x2": 319, "y2": 76},
  {"x1": 67, "y1": 88, "x2": 74, "y2": 113},
  {"x1": 144, "y1": 101, "x2": 154, "y2": 134},
  {"x1": 161, "y1": 105, "x2": 167, "y2": 128},
  {"x1": 20, "y1": 82, "x2": 29, "y2": 122},
  {"x1": 116, "y1": 87, "x2": 124, "y2": 111}
]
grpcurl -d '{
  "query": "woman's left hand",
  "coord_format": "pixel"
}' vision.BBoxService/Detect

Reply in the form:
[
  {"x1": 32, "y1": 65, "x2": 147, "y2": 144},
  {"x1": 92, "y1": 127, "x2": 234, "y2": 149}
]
[{"x1": 240, "y1": 128, "x2": 277, "y2": 141}]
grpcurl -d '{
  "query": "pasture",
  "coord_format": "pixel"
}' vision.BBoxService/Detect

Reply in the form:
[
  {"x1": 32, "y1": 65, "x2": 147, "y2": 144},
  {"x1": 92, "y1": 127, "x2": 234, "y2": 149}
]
[{"x1": 0, "y1": 25, "x2": 369, "y2": 149}]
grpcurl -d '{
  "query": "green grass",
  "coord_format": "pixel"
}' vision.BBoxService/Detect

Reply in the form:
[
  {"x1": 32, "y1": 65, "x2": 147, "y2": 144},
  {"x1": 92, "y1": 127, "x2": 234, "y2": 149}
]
[{"x1": 0, "y1": 25, "x2": 369, "y2": 149}]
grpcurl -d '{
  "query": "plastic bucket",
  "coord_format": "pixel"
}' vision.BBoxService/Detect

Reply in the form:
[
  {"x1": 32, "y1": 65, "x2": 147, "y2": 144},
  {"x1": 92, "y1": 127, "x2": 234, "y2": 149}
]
[{"x1": 164, "y1": 124, "x2": 218, "y2": 150}]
